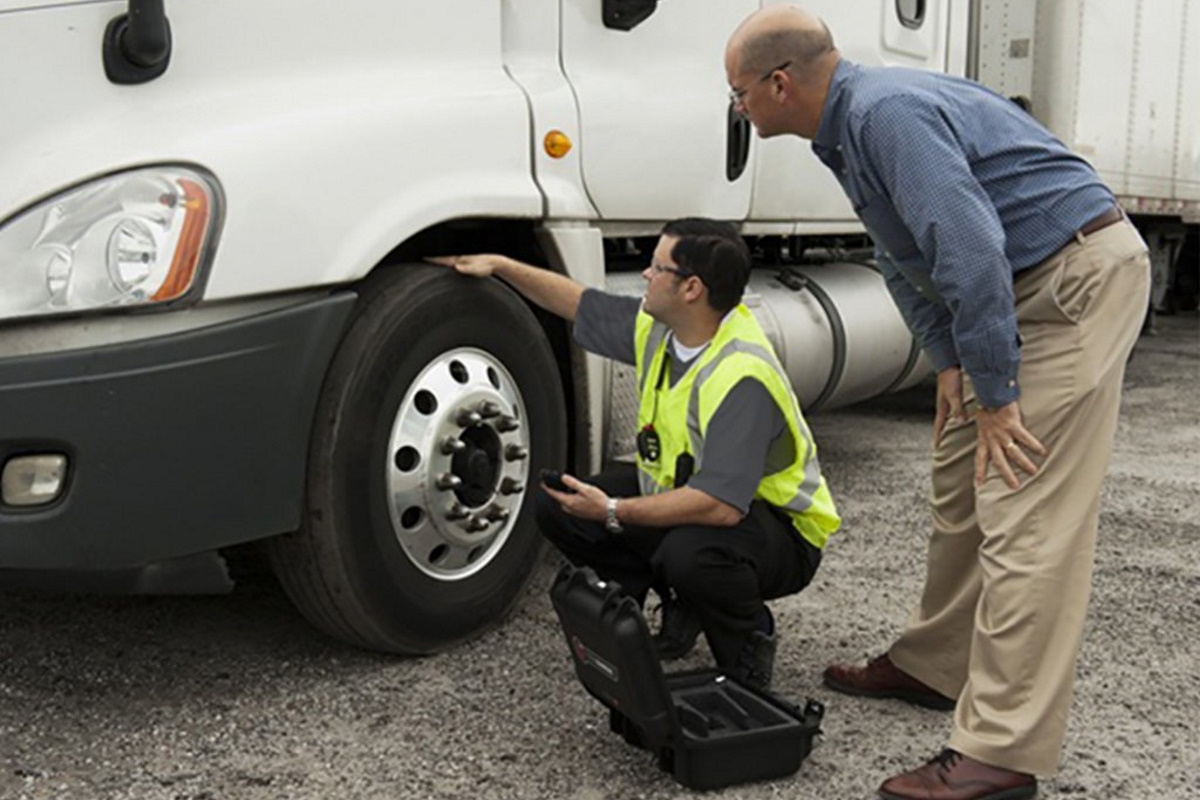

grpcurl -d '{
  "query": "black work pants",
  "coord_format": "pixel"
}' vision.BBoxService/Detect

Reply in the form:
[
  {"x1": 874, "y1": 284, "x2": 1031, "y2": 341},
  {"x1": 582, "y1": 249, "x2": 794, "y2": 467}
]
[{"x1": 535, "y1": 465, "x2": 821, "y2": 670}]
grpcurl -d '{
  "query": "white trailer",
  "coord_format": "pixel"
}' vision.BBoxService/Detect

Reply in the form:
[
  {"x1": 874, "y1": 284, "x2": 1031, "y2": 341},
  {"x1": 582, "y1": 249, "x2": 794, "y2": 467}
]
[
  {"x1": 971, "y1": 0, "x2": 1200, "y2": 312},
  {"x1": 0, "y1": 0, "x2": 1192, "y2": 653}
]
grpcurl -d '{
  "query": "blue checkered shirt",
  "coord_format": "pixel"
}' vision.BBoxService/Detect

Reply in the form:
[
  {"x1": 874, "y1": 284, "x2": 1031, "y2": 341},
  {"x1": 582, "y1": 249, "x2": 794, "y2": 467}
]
[{"x1": 812, "y1": 60, "x2": 1114, "y2": 408}]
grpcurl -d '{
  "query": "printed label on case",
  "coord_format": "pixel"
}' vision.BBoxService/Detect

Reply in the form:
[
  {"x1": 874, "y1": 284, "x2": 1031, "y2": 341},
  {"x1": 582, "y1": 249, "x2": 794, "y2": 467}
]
[{"x1": 572, "y1": 635, "x2": 619, "y2": 683}]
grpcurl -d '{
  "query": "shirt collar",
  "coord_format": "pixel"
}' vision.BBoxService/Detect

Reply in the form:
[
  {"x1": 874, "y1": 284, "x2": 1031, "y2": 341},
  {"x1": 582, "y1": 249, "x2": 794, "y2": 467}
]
[{"x1": 812, "y1": 59, "x2": 857, "y2": 171}]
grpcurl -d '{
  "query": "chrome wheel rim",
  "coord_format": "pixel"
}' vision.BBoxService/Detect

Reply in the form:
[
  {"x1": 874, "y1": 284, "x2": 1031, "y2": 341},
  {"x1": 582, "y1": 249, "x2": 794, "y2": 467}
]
[{"x1": 386, "y1": 347, "x2": 530, "y2": 580}]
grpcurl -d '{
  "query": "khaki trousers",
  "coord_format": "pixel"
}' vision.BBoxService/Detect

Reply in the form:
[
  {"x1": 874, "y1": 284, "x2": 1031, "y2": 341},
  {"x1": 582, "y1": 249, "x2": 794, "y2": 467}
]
[{"x1": 888, "y1": 218, "x2": 1150, "y2": 776}]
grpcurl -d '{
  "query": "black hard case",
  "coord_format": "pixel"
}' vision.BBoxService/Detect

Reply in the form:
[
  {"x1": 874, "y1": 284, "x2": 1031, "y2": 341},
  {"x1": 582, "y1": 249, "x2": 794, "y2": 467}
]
[{"x1": 549, "y1": 565, "x2": 825, "y2": 791}]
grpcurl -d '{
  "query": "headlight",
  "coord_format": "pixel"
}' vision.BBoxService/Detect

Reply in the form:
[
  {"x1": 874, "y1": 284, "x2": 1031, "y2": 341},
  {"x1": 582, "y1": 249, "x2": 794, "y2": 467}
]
[{"x1": 0, "y1": 166, "x2": 220, "y2": 321}]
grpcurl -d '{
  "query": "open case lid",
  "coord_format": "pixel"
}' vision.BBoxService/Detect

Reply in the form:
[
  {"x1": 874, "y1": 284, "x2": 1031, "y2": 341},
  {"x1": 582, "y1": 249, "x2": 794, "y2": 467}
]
[{"x1": 549, "y1": 565, "x2": 679, "y2": 743}]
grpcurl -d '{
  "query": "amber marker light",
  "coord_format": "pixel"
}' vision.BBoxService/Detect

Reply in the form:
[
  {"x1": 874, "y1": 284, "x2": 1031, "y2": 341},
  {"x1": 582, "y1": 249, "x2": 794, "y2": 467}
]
[
  {"x1": 152, "y1": 178, "x2": 212, "y2": 302},
  {"x1": 544, "y1": 130, "x2": 573, "y2": 159}
]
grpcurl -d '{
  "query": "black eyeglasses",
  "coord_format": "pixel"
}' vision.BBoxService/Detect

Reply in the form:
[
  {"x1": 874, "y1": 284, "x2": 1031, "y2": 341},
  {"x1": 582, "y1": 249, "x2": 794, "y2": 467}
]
[
  {"x1": 728, "y1": 60, "x2": 793, "y2": 105},
  {"x1": 649, "y1": 263, "x2": 693, "y2": 279}
]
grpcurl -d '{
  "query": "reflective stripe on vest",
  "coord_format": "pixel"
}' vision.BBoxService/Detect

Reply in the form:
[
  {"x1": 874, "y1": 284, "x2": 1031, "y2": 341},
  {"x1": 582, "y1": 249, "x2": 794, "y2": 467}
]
[{"x1": 633, "y1": 305, "x2": 840, "y2": 549}]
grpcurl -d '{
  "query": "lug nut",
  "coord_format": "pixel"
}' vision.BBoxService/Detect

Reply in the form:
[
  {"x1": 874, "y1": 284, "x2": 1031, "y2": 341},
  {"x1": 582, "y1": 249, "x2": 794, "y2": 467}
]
[
  {"x1": 456, "y1": 409, "x2": 483, "y2": 427},
  {"x1": 495, "y1": 415, "x2": 520, "y2": 433},
  {"x1": 500, "y1": 477, "x2": 525, "y2": 495},
  {"x1": 446, "y1": 502, "x2": 469, "y2": 520},
  {"x1": 504, "y1": 444, "x2": 528, "y2": 461},
  {"x1": 440, "y1": 436, "x2": 466, "y2": 455},
  {"x1": 485, "y1": 505, "x2": 510, "y2": 522},
  {"x1": 467, "y1": 515, "x2": 490, "y2": 532},
  {"x1": 436, "y1": 473, "x2": 463, "y2": 491},
  {"x1": 478, "y1": 401, "x2": 502, "y2": 419}
]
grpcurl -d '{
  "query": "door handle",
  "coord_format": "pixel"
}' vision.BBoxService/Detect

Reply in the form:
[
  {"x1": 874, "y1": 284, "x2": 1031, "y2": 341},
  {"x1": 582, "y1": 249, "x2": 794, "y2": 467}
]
[{"x1": 726, "y1": 104, "x2": 751, "y2": 181}]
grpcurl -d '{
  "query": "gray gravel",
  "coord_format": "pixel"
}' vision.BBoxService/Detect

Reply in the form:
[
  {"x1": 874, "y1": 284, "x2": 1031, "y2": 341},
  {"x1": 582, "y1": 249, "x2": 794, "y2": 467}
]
[{"x1": 1, "y1": 312, "x2": 1196, "y2": 800}]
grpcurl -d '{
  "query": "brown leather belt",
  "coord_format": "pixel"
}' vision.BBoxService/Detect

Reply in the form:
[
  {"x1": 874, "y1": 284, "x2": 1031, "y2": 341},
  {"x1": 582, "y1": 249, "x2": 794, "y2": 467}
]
[{"x1": 1078, "y1": 205, "x2": 1123, "y2": 237}]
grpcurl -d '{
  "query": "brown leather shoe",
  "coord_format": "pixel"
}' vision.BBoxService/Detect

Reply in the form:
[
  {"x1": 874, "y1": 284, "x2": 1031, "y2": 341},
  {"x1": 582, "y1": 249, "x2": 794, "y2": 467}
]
[
  {"x1": 878, "y1": 749, "x2": 1037, "y2": 800},
  {"x1": 823, "y1": 653, "x2": 956, "y2": 710}
]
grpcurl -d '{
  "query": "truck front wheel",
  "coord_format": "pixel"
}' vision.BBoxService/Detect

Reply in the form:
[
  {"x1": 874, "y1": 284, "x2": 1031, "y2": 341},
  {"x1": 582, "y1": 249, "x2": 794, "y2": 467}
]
[{"x1": 269, "y1": 263, "x2": 567, "y2": 653}]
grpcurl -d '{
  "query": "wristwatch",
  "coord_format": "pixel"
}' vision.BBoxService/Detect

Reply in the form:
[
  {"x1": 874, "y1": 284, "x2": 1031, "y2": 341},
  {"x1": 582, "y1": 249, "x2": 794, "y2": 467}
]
[{"x1": 605, "y1": 497, "x2": 624, "y2": 534}]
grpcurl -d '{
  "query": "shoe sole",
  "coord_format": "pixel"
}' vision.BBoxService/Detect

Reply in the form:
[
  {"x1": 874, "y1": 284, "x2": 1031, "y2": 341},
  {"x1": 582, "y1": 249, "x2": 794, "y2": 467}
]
[
  {"x1": 879, "y1": 784, "x2": 1036, "y2": 800},
  {"x1": 822, "y1": 674, "x2": 956, "y2": 711}
]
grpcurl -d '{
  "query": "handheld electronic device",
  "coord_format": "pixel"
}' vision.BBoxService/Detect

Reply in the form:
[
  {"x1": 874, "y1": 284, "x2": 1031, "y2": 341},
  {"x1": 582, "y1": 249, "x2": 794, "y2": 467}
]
[{"x1": 539, "y1": 468, "x2": 576, "y2": 494}]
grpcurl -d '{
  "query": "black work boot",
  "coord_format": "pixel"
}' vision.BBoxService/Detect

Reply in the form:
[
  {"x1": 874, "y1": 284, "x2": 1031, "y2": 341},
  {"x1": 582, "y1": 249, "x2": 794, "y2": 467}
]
[
  {"x1": 652, "y1": 595, "x2": 701, "y2": 661},
  {"x1": 730, "y1": 609, "x2": 776, "y2": 691}
]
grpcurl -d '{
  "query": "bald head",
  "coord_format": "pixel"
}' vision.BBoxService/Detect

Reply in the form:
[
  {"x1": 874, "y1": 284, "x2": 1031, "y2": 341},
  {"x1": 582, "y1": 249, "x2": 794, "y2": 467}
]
[
  {"x1": 728, "y1": 5, "x2": 837, "y2": 79},
  {"x1": 725, "y1": 5, "x2": 840, "y2": 139}
]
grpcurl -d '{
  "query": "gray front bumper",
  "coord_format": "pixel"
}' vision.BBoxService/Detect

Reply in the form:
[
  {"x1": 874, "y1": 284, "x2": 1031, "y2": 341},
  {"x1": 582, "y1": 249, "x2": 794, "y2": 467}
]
[{"x1": 0, "y1": 292, "x2": 356, "y2": 573}]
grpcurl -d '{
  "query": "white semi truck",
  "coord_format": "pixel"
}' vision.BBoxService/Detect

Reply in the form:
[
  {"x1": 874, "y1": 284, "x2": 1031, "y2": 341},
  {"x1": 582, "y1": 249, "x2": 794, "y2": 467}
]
[{"x1": 1, "y1": 0, "x2": 1195, "y2": 653}]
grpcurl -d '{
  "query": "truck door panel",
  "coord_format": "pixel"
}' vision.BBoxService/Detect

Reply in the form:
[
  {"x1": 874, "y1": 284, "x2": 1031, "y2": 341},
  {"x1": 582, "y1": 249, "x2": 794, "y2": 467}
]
[{"x1": 560, "y1": 0, "x2": 757, "y2": 221}]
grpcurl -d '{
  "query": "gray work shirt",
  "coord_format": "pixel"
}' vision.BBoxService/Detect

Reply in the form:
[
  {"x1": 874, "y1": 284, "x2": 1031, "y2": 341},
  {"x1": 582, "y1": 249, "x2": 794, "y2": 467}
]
[{"x1": 574, "y1": 289, "x2": 792, "y2": 514}]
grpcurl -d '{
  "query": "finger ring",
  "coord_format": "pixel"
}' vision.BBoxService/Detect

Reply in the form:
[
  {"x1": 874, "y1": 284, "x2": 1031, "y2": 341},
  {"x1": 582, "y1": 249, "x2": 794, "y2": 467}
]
[{"x1": 1005, "y1": 441, "x2": 1018, "y2": 451}]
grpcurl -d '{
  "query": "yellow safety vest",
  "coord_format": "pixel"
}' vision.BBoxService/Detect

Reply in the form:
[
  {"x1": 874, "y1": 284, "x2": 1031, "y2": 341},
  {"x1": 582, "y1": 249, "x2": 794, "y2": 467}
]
[{"x1": 633, "y1": 304, "x2": 840, "y2": 549}]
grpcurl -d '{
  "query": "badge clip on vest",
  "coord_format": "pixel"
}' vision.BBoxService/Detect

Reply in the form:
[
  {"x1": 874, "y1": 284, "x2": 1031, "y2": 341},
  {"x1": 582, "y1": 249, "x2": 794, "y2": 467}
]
[
  {"x1": 549, "y1": 564, "x2": 825, "y2": 790},
  {"x1": 636, "y1": 425, "x2": 660, "y2": 462},
  {"x1": 636, "y1": 427, "x2": 691, "y2": 488}
]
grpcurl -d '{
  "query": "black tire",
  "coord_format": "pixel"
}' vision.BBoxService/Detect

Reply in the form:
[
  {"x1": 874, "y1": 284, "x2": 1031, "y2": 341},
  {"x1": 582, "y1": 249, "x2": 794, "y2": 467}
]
[{"x1": 269, "y1": 263, "x2": 567, "y2": 653}]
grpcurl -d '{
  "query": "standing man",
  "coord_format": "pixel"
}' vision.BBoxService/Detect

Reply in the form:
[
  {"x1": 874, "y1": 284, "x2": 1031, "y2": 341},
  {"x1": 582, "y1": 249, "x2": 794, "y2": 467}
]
[
  {"x1": 726, "y1": 6, "x2": 1149, "y2": 800},
  {"x1": 433, "y1": 218, "x2": 839, "y2": 690}
]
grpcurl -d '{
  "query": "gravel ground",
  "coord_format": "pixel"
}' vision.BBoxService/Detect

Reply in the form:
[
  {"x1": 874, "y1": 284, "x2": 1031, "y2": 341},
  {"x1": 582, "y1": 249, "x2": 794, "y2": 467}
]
[{"x1": 1, "y1": 312, "x2": 1196, "y2": 800}]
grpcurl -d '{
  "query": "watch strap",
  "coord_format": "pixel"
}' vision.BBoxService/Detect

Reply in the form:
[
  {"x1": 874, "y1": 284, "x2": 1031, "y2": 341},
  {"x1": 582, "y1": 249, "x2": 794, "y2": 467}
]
[{"x1": 605, "y1": 497, "x2": 623, "y2": 533}]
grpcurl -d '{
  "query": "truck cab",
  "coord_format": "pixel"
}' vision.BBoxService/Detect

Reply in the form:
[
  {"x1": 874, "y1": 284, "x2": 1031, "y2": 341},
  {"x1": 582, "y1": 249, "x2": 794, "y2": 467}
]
[{"x1": 2, "y1": 0, "x2": 1191, "y2": 653}]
